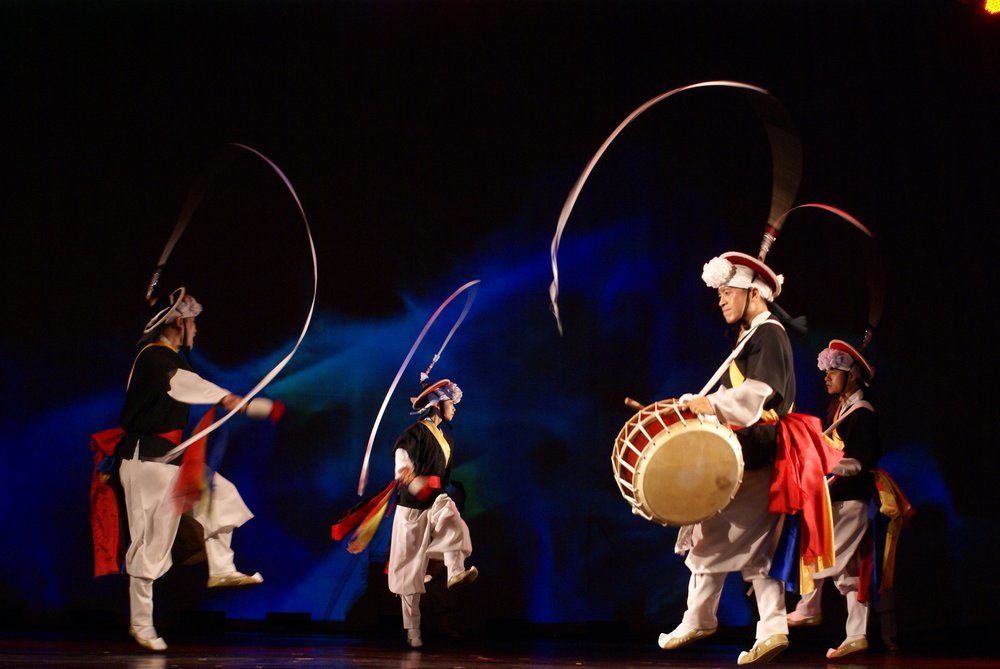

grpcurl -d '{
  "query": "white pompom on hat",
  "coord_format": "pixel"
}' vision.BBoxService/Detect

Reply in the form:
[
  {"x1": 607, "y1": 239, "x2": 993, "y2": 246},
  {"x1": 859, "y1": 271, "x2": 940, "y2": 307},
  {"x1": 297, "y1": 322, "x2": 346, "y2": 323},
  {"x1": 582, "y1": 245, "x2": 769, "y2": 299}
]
[
  {"x1": 817, "y1": 339, "x2": 874, "y2": 381},
  {"x1": 701, "y1": 251, "x2": 784, "y2": 301}
]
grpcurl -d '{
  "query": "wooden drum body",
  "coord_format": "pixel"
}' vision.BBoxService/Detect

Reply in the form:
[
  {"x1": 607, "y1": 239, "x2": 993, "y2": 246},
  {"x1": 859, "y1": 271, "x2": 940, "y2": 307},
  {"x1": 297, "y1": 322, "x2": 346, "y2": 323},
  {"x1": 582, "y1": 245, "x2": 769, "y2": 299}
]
[{"x1": 612, "y1": 400, "x2": 744, "y2": 526}]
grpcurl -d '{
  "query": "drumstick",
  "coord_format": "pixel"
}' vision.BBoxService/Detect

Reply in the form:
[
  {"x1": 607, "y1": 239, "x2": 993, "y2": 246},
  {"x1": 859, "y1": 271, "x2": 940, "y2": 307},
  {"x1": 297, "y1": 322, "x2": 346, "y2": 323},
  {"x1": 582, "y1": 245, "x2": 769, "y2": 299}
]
[{"x1": 624, "y1": 397, "x2": 644, "y2": 411}]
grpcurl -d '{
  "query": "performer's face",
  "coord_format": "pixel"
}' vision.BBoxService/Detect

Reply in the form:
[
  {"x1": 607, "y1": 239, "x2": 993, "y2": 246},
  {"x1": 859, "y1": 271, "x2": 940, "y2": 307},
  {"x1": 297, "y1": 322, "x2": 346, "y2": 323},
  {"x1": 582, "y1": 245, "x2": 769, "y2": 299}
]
[
  {"x1": 717, "y1": 286, "x2": 748, "y2": 325},
  {"x1": 824, "y1": 369, "x2": 848, "y2": 395},
  {"x1": 441, "y1": 400, "x2": 456, "y2": 422}
]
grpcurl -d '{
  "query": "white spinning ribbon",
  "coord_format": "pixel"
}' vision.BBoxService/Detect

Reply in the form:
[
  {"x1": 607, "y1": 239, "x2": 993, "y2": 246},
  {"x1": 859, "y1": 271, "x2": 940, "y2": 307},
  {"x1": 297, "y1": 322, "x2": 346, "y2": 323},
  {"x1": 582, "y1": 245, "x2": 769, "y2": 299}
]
[
  {"x1": 151, "y1": 143, "x2": 318, "y2": 463},
  {"x1": 548, "y1": 80, "x2": 802, "y2": 334},
  {"x1": 765, "y1": 201, "x2": 883, "y2": 347},
  {"x1": 357, "y1": 279, "x2": 480, "y2": 496}
]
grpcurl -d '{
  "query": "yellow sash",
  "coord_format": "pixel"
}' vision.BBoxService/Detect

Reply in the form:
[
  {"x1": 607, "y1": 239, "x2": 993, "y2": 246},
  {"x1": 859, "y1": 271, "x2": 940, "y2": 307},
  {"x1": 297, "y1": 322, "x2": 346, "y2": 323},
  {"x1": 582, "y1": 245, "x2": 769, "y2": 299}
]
[
  {"x1": 727, "y1": 357, "x2": 781, "y2": 423},
  {"x1": 420, "y1": 419, "x2": 451, "y2": 465},
  {"x1": 873, "y1": 469, "x2": 913, "y2": 592},
  {"x1": 825, "y1": 400, "x2": 847, "y2": 450}
]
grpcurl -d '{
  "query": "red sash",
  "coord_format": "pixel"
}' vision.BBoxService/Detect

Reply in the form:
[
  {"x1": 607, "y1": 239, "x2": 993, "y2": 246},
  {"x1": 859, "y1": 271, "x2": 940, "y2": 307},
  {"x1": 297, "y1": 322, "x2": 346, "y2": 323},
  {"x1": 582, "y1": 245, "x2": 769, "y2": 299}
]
[{"x1": 770, "y1": 413, "x2": 843, "y2": 567}]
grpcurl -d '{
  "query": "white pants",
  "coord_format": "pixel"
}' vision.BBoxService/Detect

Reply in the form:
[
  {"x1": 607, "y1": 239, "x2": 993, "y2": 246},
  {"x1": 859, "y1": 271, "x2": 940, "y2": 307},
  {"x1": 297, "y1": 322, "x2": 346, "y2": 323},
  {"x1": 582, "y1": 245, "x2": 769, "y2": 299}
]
[
  {"x1": 388, "y1": 494, "x2": 471, "y2": 595},
  {"x1": 120, "y1": 446, "x2": 253, "y2": 628},
  {"x1": 389, "y1": 494, "x2": 471, "y2": 630},
  {"x1": 401, "y1": 593, "x2": 421, "y2": 630},
  {"x1": 679, "y1": 572, "x2": 788, "y2": 639},
  {"x1": 791, "y1": 500, "x2": 870, "y2": 639},
  {"x1": 678, "y1": 468, "x2": 787, "y2": 640}
]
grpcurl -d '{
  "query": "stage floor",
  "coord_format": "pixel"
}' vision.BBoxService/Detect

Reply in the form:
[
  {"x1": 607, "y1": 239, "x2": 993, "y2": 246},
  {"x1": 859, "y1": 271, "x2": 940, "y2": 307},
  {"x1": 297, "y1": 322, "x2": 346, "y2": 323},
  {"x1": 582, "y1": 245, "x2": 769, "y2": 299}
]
[{"x1": 1, "y1": 633, "x2": 996, "y2": 669}]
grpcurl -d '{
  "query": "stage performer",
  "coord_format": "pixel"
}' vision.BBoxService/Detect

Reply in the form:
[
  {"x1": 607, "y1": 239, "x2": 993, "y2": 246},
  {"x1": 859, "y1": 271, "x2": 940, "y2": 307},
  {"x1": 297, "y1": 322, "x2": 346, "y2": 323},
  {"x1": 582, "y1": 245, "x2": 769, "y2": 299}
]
[
  {"x1": 117, "y1": 289, "x2": 263, "y2": 650},
  {"x1": 388, "y1": 378, "x2": 477, "y2": 649},
  {"x1": 660, "y1": 251, "x2": 837, "y2": 665},
  {"x1": 787, "y1": 340, "x2": 881, "y2": 659}
]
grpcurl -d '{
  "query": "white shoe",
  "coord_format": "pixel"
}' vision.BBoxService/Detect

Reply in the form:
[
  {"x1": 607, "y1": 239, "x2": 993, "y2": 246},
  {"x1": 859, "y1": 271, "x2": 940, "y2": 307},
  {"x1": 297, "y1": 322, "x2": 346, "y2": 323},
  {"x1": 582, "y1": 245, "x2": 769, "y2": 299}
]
[
  {"x1": 827, "y1": 636, "x2": 868, "y2": 659},
  {"x1": 737, "y1": 634, "x2": 789, "y2": 665},
  {"x1": 657, "y1": 625, "x2": 716, "y2": 649},
  {"x1": 406, "y1": 629, "x2": 423, "y2": 648},
  {"x1": 130, "y1": 626, "x2": 167, "y2": 651},
  {"x1": 207, "y1": 571, "x2": 264, "y2": 588},
  {"x1": 447, "y1": 566, "x2": 478, "y2": 590}
]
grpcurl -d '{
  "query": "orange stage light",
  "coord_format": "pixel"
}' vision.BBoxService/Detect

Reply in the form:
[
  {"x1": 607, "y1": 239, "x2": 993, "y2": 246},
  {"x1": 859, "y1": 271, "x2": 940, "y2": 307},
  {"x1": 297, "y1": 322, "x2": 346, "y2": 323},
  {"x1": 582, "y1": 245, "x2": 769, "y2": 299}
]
[{"x1": 987, "y1": 0, "x2": 1000, "y2": 15}]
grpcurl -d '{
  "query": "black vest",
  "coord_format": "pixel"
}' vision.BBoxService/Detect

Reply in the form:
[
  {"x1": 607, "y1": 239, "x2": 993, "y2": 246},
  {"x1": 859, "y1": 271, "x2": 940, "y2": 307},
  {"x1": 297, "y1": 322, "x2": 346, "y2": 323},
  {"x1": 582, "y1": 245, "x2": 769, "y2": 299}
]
[{"x1": 394, "y1": 421, "x2": 454, "y2": 510}]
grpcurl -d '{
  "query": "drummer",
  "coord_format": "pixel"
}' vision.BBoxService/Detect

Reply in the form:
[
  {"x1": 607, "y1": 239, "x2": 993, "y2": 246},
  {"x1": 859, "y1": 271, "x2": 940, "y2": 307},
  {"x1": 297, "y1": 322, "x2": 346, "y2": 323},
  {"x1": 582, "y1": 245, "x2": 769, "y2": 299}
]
[{"x1": 659, "y1": 252, "x2": 795, "y2": 665}]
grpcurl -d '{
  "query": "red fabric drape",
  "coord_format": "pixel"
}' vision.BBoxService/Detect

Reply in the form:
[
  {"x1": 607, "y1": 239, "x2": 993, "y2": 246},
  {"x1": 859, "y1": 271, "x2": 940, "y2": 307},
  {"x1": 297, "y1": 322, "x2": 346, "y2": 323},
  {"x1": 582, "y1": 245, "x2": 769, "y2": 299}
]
[
  {"x1": 857, "y1": 525, "x2": 875, "y2": 603},
  {"x1": 172, "y1": 408, "x2": 216, "y2": 514},
  {"x1": 90, "y1": 428, "x2": 125, "y2": 577},
  {"x1": 771, "y1": 413, "x2": 843, "y2": 564},
  {"x1": 331, "y1": 480, "x2": 398, "y2": 541}
]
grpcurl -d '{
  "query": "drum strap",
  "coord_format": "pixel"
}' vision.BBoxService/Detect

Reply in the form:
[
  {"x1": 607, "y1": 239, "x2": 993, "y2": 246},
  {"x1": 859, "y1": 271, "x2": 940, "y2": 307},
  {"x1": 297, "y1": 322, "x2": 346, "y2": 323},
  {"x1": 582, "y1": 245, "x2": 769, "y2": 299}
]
[{"x1": 697, "y1": 320, "x2": 785, "y2": 396}]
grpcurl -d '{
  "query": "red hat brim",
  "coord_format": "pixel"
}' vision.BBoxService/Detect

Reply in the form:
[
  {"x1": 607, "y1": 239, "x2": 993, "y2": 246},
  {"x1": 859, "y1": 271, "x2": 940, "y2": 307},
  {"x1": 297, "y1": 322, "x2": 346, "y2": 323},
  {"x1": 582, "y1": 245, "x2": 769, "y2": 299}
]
[
  {"x1": 411, "y1": 379, "x2": 451, "y2": 411},
  {"x1": 829, "y1": 339, "x2": 874, "y2": 380},
  {"x1": 720, "y1": 252, "x2": 781, "y2": 297}
]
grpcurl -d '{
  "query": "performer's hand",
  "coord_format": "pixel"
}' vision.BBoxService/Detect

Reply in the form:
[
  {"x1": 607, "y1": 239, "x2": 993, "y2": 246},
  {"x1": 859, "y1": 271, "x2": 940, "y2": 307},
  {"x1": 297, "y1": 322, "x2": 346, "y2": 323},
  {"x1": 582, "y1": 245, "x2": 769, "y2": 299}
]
[
  {"x1": 399, "y1": 467, "x2": 416, "y2": 485},
  {"x1": 683, "y1": 396, "x2": 716, "y2": 416},
  {"x1": 220, "y1": 393, "x2": 243, "y2": 412}
]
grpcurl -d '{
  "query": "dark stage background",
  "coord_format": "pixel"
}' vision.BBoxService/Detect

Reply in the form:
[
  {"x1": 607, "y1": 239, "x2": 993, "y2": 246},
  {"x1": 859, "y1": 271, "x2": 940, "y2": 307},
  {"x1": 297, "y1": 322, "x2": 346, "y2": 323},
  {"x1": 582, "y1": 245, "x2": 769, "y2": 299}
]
[{"x1": 3, "y1": 0, "x2": 997, "y2": 641}]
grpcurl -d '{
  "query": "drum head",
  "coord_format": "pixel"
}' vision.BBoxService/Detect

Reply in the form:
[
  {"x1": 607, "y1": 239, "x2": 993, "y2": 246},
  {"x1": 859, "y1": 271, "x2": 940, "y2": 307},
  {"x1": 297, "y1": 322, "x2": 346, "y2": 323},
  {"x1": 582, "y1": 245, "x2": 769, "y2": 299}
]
[{"x1": 635, "y1": 426, "x2": 742, "y2": 526}]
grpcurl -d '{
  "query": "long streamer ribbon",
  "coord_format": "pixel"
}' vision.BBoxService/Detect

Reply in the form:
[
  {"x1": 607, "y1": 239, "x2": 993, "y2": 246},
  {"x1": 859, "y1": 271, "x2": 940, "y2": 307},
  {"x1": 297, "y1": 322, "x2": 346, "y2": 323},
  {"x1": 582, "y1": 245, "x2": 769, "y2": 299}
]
[
  {"x1": 422, "y1": 283, "x2": 480, "y2": 381},
  {"x1": 151, "y1": 143, "x2": 318, "y2": 463},
  {"x1": 144, "y1": 151, "x2": 237, "y2": 304},
  {"x1": 549, "y1": 80, "x2": 802, "y2": 334},
  {"x1": 767, "y1": 202, "x2": 885, "y2": 343},
  {"x1": 357, "y1": 280, "x2": 480, "y2": 496},
  {"x1": 331, "y1": 479, "x2": 398, "y2": 541}
]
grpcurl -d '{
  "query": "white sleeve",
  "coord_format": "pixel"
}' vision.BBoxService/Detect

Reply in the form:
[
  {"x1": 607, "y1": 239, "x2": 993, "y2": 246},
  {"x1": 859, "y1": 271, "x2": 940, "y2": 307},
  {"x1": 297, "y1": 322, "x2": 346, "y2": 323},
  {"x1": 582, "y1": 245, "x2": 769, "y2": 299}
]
[
  {"x1": 706, "y1": 379, "x2": 774, "y2": 427},
  {"x1": 394, "y1": 448, "x2": 415, "y2": 480},
  {"x1": 832, "y1": 457, "x2": 862, "y2": 477},
  {"x1": 167, "y1": 368, "x2": 231, "y2": 405}
]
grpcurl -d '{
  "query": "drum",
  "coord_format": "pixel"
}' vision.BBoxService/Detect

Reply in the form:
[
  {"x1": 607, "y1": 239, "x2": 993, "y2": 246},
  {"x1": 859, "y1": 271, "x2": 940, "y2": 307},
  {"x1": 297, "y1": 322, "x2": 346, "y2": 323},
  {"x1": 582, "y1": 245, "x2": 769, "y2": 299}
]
[{"x1": 612, "y1": 400, "x2": 744, "y2": 526}]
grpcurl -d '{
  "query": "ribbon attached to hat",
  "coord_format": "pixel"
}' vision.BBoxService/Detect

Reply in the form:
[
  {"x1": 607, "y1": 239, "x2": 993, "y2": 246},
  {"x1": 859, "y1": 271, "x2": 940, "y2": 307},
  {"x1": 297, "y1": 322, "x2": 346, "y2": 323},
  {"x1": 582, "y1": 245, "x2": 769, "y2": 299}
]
[
  {"x1": 763, "y1": 203, "x2": 884, "y2": 347},
  {"x1": 548, "y1": 80, "x2": 802, "y2": 335},
  {"x1": 356, "y1": 279, "x2": 480, "y2": 496},
  {"x1": 149, "y1": 143, "x2": 318, "y2": 464}
]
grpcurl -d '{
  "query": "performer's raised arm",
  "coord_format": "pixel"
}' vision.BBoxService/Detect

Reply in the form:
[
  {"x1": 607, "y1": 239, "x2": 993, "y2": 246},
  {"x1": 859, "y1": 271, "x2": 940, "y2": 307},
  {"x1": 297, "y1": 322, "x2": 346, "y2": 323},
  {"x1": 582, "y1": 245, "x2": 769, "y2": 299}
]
[{"x1": 166, "y1": 368, "x2": 232, "y2": 405}]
